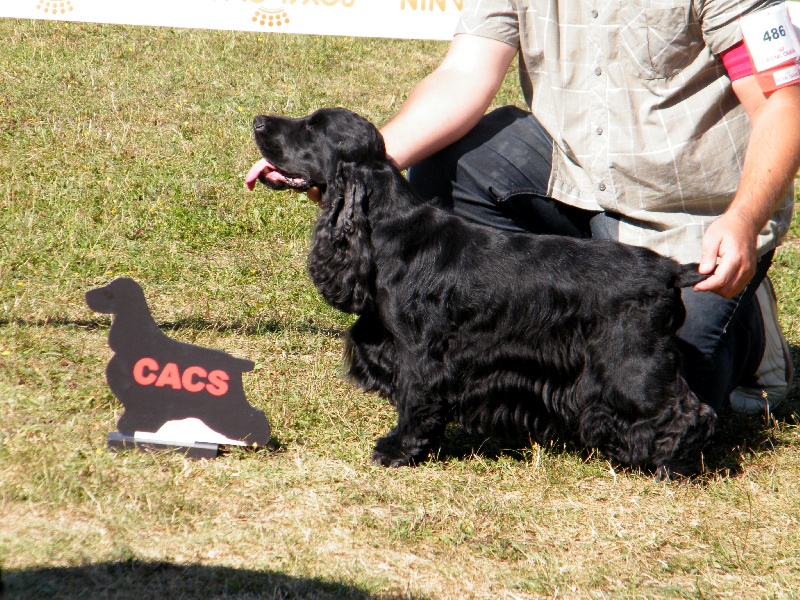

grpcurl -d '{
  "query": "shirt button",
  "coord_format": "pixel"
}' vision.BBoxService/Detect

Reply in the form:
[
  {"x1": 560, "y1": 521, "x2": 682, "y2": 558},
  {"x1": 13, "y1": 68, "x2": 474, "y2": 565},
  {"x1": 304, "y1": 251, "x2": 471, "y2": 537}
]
[
  {"x1": 598, "y1": 182, "x2": 606, "y2": 192},
  {"x1": 591, "y1": 9, "x2": 599, "y2": 17},
  {"x1": 595, "y1": 67, "x2": 602, "y2": 76},
  {"x1": 596, "y1": 127, "x2": 603, "y2": 135}
]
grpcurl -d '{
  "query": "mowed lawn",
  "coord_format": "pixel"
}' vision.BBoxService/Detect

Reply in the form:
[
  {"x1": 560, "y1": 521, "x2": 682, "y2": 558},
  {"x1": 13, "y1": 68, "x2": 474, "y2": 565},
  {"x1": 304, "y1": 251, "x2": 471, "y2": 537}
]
[{"x1": 1, "y1": 18, "x2": 800, "y2": 600}]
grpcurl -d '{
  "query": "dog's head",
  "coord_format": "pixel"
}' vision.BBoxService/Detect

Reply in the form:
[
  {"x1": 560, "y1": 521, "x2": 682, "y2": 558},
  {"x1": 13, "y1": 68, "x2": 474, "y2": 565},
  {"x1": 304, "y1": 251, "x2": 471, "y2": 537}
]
[
  {"x1": 86, "y1": 277, "x2": 147, "y2": 315},
  {"x1": 250, "y1": 108, "x2": 386, "y2": 195},
  {"x1": 250, "y1": 108, "x2": 387, "y2": 315}
]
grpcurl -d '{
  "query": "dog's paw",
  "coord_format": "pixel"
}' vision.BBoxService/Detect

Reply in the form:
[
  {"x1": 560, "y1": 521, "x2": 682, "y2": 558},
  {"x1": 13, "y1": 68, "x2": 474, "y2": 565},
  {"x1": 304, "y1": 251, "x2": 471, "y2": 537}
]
[
  {"x1": 372, "y1": 451, "x2": 413, "y2": 468},
  {"x1": 371, "y1": 435, "x2": 426, "y2": 467}
]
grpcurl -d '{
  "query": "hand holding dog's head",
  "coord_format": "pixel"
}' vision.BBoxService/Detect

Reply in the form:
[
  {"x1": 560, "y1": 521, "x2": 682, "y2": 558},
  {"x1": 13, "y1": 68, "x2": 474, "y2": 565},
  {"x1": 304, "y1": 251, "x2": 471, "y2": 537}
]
[{"x1": 249, "y1": 108, "x2": 386, "y2": 195}]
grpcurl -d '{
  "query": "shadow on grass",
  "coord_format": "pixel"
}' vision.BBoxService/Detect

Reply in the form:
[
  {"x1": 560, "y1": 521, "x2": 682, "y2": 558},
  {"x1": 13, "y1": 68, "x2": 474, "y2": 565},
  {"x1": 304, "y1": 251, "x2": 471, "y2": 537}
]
[
  {"x1": 435, "y1": 425, "x2": 617, "y2": 478},
  {"x1": 0, "y1": 316, "x2": 346, "y2": 339},
  {"x1": 435, "y1": 417, "x2": 800, "y2": 481},
  {"x1": 704, "y1": 344, "x2": 800, "y2": 478},
  {"x1": 161, "y1": 315, "x2": 346, "y2": 340},
  {"x1": 1, "y1": 560, "x2": 420, "y2": 600}
]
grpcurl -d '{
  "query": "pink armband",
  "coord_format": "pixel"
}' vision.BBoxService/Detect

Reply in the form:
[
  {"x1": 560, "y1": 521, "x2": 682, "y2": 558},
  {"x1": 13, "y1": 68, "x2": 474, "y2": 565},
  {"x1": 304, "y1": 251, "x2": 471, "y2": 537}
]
[{"x1": 720, "y1": 41, "x2": 754, "y2": 81}]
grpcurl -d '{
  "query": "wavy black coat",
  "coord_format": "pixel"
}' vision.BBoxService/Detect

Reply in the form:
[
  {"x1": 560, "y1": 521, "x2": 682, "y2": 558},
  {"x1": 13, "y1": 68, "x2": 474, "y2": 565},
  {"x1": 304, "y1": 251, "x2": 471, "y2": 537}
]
[{"x1": 252, "y1": 108, "x2": 716, "y2": 477}]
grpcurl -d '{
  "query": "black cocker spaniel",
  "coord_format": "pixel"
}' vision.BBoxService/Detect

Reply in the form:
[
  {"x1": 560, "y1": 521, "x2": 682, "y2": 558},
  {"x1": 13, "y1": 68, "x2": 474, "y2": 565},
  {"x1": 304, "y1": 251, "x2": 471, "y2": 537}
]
[{"x1": 248, "y1": 107, "x2": 716, "y2": 479}]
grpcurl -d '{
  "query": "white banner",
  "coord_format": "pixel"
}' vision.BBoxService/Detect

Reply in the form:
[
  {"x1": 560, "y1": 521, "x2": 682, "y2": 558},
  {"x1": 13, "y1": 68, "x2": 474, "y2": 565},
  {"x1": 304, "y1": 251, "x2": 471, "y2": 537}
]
[
  {"x1": 0, "y1": 0, "x2": 462, "y2": 40},
  {"x1": 4, "y1": 2, "x2": 798, "y2": 45}
]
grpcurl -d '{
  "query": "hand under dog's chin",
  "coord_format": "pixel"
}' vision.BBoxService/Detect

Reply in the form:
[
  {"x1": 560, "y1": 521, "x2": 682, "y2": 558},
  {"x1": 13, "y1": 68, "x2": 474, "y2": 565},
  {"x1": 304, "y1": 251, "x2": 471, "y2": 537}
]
[
  {"x1": 258, "y1": 174, "x2": 310, "y2": 192},
  {"x1": 245, "y1": 156, "x2": 311, "y2": 191}
]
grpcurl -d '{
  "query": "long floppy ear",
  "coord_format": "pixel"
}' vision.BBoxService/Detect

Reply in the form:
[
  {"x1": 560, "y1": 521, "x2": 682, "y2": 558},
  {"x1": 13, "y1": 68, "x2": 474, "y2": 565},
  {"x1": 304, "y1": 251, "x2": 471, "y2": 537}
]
[{"x1": 307, "y1": 162, "x2": 375, "y2": 314}]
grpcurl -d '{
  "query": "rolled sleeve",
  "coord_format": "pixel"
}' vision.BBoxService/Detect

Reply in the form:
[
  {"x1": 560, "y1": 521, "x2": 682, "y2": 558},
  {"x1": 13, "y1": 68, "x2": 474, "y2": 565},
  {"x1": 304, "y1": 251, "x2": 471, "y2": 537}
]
[
  {"x1": 698, "y1": 0, "x2": 784, "y2": 54},
  {"x1": 455, "y1": 0, "x2": 520, "y2": 48}
]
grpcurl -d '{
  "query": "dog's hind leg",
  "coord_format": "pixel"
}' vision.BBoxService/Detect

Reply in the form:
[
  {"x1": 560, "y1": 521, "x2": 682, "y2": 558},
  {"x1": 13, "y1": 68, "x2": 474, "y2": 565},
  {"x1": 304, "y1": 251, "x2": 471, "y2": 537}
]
[
  {"x1": 649, "y1": 378, "x2": 716, "y2": 477},
  {"x1": 579, "y1": 375, "x2": 715, "y2": 477},
  {"x1": 584, "y1": 296, "x2": 715, "y2": 476}
]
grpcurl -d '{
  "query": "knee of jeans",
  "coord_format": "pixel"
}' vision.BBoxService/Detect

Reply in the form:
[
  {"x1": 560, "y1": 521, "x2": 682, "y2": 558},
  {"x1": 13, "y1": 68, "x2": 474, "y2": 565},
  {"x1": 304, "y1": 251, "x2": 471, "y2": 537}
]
[
  {"x1": 737, "y1": 294, "x2": 766, "y2": 379},
  {"x1": 677, "y1": 290, "x2": 765, "y2": 410}
]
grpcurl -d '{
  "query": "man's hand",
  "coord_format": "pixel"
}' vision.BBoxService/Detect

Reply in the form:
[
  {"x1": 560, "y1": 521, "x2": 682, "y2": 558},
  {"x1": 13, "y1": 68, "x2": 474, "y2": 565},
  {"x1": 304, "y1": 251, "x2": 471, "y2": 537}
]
[
  {"x1": 693, "y1": 80, "x2": 800, "y2": 298},
  {"x1": 694, "y1": 211, "x2": 759, "y2": 298},
  {"x1": 304, "y1": 187, "x2": 322, "y2": 204}
]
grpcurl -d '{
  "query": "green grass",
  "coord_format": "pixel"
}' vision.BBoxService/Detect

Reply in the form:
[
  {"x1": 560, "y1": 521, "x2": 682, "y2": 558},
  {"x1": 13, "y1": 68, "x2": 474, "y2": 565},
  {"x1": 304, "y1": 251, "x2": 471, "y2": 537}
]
[{"x1": 2, "y1": 18, "x2": 800, "y2": 600}]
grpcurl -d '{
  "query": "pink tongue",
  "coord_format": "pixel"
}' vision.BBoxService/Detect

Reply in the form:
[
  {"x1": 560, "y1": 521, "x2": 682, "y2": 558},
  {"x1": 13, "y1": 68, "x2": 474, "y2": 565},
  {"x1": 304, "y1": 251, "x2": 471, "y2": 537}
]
[
  {"x1": 245, "y1": 158, "x2": 285, "y2": 190},
  {"x1": 245, "y1": 159, "x2": 268, "y2": 190}
]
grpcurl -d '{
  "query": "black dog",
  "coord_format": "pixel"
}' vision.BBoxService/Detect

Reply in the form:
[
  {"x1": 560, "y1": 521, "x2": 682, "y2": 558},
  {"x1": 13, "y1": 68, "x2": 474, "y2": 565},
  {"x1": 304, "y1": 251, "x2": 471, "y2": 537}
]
[
  {"x1": 249, "y1": 108, "x2": 716, "y2": 477},
  {"x1": 87, "y1": 278, "x2": 270, "y2": 446}
]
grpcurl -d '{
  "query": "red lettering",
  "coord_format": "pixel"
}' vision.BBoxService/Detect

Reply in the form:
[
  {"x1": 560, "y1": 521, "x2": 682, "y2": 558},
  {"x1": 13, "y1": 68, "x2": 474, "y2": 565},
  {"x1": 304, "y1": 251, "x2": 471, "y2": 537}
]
[
  {"x1": 206, "y1": 370, "x2": 229, "y2": 396},
  {"x1": 181, "y1": 365, "x2": 208, "y2": 392},
  {"x1": 133, "y1": 357, "x2": 159, "y2": 386},
  {"x1": 132, "y1": 360, "x2": 229, "y2": 396},
  {"x1": 155, "y1": 362, "x2": 182, "y2": 390}
]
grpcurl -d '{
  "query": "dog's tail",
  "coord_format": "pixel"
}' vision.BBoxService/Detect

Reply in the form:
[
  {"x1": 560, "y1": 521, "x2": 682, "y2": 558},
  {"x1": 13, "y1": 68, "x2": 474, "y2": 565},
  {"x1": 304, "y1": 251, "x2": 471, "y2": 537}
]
[{"x1": 675, "y1": 263, "x2": 710, "y2": 288}]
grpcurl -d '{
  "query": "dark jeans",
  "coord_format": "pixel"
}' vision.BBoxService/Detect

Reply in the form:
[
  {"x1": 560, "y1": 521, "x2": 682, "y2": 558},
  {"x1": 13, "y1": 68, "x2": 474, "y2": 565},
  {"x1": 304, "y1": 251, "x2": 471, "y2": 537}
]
[{"x1": 408, "y1": 105, "x2": 767, "y2": 415}]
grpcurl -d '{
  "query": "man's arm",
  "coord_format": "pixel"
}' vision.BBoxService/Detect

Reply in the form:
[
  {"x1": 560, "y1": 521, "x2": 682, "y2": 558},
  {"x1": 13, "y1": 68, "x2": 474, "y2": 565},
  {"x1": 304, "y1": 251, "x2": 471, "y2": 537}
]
[
  {"x1": 380, "y1": 34, "x2": 518, "y2": 170},
  {"x1": 694, "y1": 79, "x2": 800, "y2": 298},
  {"x1": 302, "y1": 35, "x2": 516, "y2": 203}
]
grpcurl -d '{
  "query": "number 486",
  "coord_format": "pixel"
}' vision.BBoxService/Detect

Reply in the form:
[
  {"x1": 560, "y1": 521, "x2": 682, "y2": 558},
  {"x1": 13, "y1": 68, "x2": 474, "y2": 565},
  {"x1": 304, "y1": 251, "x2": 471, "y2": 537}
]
[{"x1": 764, "y1": 25, "x2": 787, "y2": 41}]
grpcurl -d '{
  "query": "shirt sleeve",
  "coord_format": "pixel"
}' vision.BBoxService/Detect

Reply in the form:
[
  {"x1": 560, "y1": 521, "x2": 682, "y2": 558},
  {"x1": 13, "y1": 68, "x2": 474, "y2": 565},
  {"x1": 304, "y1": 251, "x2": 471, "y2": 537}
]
[
  {"x1": 698, "y1": 0, "x2": 785, "y2": 55},
  {"x1": 455, "y1": 0, "x2": 520, "y2": 48}
]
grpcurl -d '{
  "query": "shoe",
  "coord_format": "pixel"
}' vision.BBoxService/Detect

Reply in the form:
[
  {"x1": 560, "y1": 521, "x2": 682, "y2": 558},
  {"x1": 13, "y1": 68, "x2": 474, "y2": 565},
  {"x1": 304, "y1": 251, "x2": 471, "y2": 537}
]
[{"x1": 730, "y1": 277, "x2": 794, "y2": 414}]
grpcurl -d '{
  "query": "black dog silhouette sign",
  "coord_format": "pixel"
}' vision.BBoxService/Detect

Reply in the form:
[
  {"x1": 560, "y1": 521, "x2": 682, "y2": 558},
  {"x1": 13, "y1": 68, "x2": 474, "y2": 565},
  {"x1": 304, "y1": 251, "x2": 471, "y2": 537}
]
[{"x1": 87, "y1": 278, "x2": 270, "y2": 458}]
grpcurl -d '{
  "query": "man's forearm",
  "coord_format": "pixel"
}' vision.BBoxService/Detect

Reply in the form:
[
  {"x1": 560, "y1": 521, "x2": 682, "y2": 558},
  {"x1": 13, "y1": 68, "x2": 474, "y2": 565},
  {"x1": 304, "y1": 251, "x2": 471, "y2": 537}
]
[
  {"x1": 729, "y1": 83, "x2": 800, "y2": 233},
  {"x1": 380, "y1": 35, "x2": 517, "y2": 170},
  {"x1": 695, "y1": 82, "x2": 800, "y2": 297},
  {"x1": 381, "y1": 70, "x2": 497, "y2": 170}
]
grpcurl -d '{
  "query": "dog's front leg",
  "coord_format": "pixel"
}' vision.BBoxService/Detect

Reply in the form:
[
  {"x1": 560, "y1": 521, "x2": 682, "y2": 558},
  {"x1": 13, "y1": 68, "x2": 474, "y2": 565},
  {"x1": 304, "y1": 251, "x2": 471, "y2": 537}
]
[{"x1": 372, "y1": 377, "x2": 447, "y2": 467}]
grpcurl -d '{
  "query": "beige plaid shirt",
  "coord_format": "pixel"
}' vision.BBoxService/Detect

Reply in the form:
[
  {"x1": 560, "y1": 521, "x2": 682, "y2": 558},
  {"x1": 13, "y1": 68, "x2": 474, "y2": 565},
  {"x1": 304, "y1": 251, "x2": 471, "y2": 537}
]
[{"x1": 456, "y1": 0, "x2": 795, "y2": 262}]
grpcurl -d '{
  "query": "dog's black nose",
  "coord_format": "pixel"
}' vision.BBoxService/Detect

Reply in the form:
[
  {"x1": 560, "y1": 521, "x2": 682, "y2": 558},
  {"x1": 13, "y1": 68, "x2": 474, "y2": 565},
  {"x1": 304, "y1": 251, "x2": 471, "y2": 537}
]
[{"x1": 253, "y1": 115, "x2": 268, "y2": 132}]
